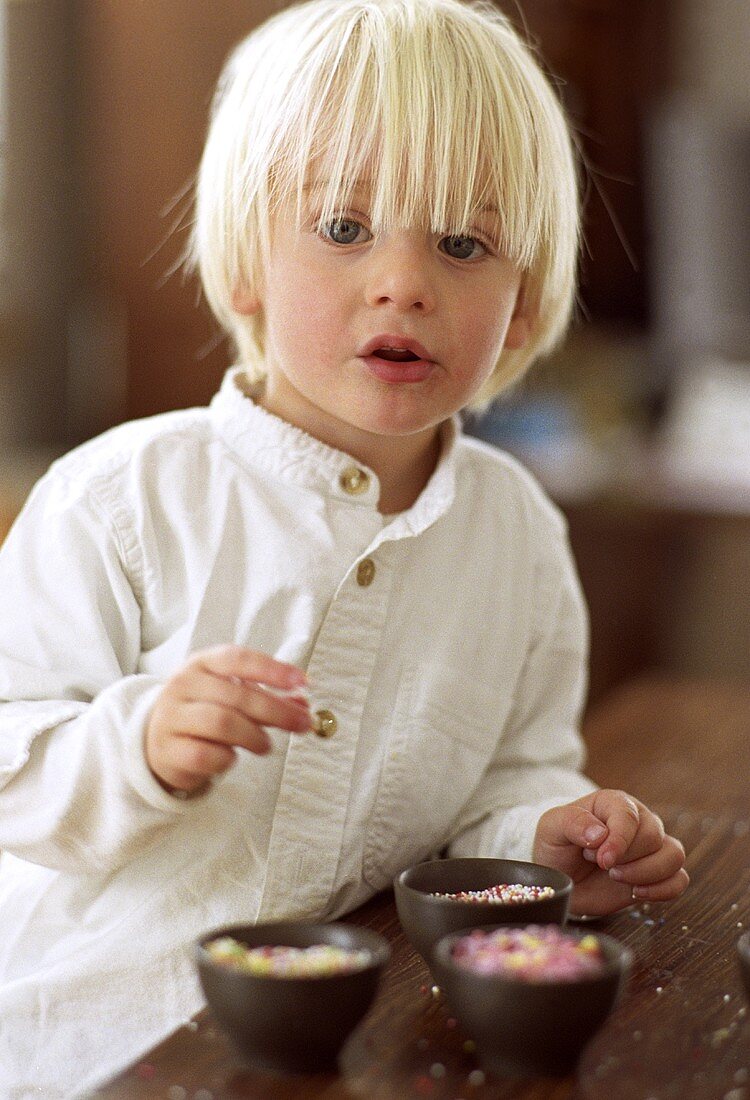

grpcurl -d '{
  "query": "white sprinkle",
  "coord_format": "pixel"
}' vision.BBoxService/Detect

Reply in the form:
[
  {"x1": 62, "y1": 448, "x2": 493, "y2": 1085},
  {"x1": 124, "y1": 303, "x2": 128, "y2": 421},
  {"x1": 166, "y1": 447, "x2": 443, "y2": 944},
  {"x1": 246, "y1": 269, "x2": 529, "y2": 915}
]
[
  {"x1": 735, "y1": 1068, "x2": 749, "y2": 1083},
  {"x1": 195, "y1": 1092, "x2": 214, "y2": 1100},
  {"x1": 430, "y1": 1062, "x2": 446, "y2": 1079},
  {"x1": 656, "y1": 986, "x2": 663, "y2": 993},
  {"x1": 724, "y1": 993, "x2": 732, "y2": 1002},
  {"x1": 167, "y1": 1088, "x2": 187, "y2": 1100},
  {"x1": 431, "y1": 984, "x2": 440, "y2": 997},
  {"x1": 468, "y1": 1069, "x2": 486, "y2": 1086}
]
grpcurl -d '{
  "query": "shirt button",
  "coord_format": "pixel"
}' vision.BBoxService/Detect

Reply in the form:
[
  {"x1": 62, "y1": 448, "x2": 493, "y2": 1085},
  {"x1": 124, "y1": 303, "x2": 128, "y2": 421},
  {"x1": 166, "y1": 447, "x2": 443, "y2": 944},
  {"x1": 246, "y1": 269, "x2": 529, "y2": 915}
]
[
  {"x1": 339, "y1": 466, "x2": 370, "y2": 495},
  {"x1": 356, "y1": 558, "x2": 376, "y2": 587},
  {"x1": 312, "y1": 709, "x2": 338, "y2": 738}
]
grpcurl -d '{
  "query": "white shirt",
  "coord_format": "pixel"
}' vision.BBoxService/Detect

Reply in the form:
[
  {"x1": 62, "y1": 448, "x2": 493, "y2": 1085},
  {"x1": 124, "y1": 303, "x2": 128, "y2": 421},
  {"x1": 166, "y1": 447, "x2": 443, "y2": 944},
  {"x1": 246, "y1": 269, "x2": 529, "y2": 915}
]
[{"x1": 0, "y1": 367, "x2": 594, "y2": 1098}]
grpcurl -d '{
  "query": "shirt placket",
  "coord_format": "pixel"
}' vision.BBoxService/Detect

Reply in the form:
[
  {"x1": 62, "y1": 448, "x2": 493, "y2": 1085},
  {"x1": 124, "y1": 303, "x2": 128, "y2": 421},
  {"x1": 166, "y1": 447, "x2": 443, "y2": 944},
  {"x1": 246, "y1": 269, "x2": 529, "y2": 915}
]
[{"x1": 256, "y1": 466, "x2": 394, "y2": 921}]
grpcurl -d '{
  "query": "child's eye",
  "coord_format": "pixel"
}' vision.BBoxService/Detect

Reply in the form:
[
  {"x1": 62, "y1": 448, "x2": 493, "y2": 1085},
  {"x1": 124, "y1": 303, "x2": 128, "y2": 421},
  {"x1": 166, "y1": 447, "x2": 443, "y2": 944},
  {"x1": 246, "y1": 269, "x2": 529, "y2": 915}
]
[
  {"x1": 439, "y1": 234, "x2": 487, "y2": 261},
  {"x1": 319, "y1": 218, "x2": 372, "y2": 246}
]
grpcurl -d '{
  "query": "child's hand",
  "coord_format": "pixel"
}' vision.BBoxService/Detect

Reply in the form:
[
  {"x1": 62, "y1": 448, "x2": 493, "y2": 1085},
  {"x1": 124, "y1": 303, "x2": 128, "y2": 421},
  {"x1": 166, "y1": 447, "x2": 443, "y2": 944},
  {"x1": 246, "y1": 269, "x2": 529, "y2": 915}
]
[
  {"x1": 533, "y1": 790, "x2": 689, "y2": 916},
  {"x1": 145, "y1": 645, "x2": 313, "y2": 795}
]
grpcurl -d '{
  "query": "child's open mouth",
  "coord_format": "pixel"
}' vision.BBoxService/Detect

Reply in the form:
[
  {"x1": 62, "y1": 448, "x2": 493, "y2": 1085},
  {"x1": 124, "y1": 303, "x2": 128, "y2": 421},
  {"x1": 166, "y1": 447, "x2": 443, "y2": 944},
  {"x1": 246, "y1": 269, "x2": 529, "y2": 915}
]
[
  {"x1": 358, "y1": 335, "x2": 435, "y2": 383},
  {"x1": 372, "y1": 348, "x2": 420, "y2": 363}
]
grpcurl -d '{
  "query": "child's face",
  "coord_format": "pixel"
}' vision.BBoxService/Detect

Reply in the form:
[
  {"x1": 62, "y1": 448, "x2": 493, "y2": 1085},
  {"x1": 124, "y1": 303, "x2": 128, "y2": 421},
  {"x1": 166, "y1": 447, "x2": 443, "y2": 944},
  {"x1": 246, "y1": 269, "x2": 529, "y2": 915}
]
[{"x1": 234, "y1": 183, "x2": 530, "y2": 457}]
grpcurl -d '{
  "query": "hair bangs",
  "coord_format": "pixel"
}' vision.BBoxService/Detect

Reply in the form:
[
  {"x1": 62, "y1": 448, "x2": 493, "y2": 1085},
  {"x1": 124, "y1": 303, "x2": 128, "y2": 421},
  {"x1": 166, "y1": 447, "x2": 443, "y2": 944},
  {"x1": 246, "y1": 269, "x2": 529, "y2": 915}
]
[{"x1": 270, "y1": 2, "x2": 549, "y2": 272}]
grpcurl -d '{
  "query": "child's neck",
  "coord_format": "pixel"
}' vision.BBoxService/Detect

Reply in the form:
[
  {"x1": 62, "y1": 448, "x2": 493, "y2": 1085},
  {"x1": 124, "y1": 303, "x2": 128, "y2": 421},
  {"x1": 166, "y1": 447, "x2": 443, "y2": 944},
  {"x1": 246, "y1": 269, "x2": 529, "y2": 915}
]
[
  {"x1": 255, "y1": 379, "x2": 443, "y2": 514},
  {"x1": 364, "y1": 430, "x2": 443, "y2": 515}
]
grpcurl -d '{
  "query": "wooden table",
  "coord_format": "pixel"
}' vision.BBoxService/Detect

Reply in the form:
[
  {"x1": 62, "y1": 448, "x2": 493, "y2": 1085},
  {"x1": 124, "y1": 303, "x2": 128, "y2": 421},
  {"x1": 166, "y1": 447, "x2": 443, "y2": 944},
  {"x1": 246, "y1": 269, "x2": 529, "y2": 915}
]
[{"x1": 93, "y1": 676, "x2": 750, "y2": 1100}]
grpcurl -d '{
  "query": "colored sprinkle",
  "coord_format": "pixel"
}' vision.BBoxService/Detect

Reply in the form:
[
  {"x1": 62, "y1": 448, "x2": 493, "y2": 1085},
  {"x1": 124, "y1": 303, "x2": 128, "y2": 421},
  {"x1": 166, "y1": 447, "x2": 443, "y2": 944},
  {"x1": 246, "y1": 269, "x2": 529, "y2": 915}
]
[
  {"x1": 430, "y1": 1062, "x2": 446, "y2": 1078},
  {"x1": 413, "y1": 1075, "x2": 434, "y2": 1094},
  {"x1": 452, "y1": 925, "x2": 606, "y2": 981},
  {"x1": 432, "y1": 883, "x2": 555, "y2": 904},
  {"x1": 463, "y1": 1039, "x2": 476, "y2": 1053},
  {"x1": 204, "y1": 937, "x2": 372, "y2": 977}
]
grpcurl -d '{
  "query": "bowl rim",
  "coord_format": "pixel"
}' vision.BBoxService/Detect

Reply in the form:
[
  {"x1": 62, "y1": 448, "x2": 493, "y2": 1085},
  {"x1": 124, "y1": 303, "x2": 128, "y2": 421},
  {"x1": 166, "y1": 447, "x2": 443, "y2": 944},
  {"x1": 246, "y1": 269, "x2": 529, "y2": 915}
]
[
  {"x1": 394, "y1": 857, "x2": 573, "y2": 909},
  {"x1": 432, "y1": 923, "x2": 632, "y2": 988},
  {"x1": 195, "y1": 919, "x2": 391, "y2": 981}
]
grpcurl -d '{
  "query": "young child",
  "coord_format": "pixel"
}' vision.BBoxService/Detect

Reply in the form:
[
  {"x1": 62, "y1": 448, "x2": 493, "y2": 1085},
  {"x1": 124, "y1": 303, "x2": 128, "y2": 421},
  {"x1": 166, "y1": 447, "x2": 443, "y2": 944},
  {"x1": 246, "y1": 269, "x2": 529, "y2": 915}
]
[{"x1": 0, "y1": 0, "x2": 687, "y2": 1095}]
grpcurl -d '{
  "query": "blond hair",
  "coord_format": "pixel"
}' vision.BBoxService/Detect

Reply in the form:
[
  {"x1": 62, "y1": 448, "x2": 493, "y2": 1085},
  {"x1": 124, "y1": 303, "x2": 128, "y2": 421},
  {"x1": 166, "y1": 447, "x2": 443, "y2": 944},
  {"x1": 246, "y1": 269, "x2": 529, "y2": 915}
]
[{"x1": 190, "y1": 0, "x2": 580, "y2": 404}]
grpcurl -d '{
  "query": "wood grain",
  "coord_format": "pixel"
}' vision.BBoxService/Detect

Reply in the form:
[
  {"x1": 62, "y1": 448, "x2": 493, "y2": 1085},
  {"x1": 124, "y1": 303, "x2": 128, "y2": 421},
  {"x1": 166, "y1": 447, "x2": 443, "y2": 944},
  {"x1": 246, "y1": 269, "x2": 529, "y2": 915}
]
[{"x1": 93, "y1": 678, "x2": 750, "y2": 1099}]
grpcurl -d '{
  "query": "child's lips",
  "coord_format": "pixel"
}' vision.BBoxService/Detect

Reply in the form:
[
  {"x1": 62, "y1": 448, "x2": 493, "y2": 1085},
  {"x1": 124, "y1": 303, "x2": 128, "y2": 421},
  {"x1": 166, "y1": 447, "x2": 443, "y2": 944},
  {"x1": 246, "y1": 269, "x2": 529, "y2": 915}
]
[
  {"x1": 360, "y1": 355, "x2": 435, "y2": 384},
  {"x1": 358, "y1": 334, "x2": 436, "y2": 383},
  {"x1": 358, "y1": 334, "x2": 434, "y2": 362}
]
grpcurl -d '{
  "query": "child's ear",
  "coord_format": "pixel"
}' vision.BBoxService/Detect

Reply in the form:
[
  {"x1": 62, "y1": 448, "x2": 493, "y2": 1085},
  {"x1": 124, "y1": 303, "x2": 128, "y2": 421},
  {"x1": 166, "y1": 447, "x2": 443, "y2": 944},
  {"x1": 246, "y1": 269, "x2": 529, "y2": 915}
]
[
  {"x1": 231, "y1": 287, "x2": 261, "y2": 316},
  {"x1": 503, "y1": 284, "x2": 533, "y2": 350}
]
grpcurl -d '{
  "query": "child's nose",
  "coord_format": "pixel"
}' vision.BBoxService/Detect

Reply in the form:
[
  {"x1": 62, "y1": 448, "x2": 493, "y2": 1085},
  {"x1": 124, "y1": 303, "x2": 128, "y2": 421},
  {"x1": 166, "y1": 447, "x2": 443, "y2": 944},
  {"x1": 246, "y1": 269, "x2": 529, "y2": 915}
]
[{"x1": 363, "y1": 233, "x2": 436, "y2": 314}]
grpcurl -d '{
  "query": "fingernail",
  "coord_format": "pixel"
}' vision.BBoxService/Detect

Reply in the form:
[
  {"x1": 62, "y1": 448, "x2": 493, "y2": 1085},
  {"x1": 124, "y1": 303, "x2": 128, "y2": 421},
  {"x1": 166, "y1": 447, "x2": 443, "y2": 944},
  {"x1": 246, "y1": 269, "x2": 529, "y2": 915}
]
[
  {"x1": 267, "y1": 683, "x2": 310, "y2": 702},
  {"x1": 608, "y1": 867, "x2": 625, "y2": 881},
  {"x1": 600, "y1": 849, "x2": 616, "y2": 870},
  {"x1": 584, "y1": 824, "x2": 607, "y2": 845}
]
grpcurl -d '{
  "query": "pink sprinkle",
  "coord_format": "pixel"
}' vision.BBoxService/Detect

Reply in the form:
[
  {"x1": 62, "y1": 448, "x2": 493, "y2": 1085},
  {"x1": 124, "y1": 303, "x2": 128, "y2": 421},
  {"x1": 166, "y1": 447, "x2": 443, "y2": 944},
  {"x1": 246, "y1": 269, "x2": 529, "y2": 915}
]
[
  {"x1": 414, "y1": 1074, "x2": 435, "y2": 1094},
  {"x1": 452, "y1": 925, "x2": 606, "y2": 982}
]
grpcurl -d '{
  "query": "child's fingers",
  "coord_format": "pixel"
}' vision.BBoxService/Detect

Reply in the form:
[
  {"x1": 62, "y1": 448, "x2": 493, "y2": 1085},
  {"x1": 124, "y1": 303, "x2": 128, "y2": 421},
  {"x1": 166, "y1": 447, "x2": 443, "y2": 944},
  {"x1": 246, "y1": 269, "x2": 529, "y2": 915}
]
[
  {"x1": 193, "y1": 644, "x2": 308, "y2": 692},
  {"x1": 533, "y1": 804, "x2": 609, "y2": 874},
  {"x1": 163, "y1": 730, "x2": 240, "y2": 788},
  {"x1": 631, "y1": 867, "x2": 690, "y2": 903},
  {"x1": 589, "y1": 790, "x2": 644, "y2": 869},
  {"x1": 174, "y1": 665, "x2": 312, "y2": 735},
  {"x1": 174, "y1": 700, "x2": 296, "y2": 756},
  {"x1": 607, "y1": 834, "x2": 686, "y2": 887}
]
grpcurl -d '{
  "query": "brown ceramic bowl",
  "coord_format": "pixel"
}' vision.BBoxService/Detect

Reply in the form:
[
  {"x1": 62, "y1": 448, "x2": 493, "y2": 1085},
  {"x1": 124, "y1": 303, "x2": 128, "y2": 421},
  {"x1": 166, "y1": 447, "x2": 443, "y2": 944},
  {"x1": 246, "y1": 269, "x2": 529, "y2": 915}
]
[
  {"x1": 737, "y1": 930, "x2": 750, "y2": 1001},
  {"x1": 195, "y1": 921, "x2": 390, "y2": 1073},
  {"x1": 394, "y1": 857, "x2": 572, "y2": 967},
  {"x1": 431, "y1": 925, "x2": 631, "y2": 1076}
]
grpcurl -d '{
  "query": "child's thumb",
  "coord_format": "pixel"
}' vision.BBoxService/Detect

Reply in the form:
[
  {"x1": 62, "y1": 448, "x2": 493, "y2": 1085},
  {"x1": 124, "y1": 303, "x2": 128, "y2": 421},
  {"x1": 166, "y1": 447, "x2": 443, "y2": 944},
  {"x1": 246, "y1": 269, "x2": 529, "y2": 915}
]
[{"x1": 538, "y1": 804, "x2": 609, "y2": 851}]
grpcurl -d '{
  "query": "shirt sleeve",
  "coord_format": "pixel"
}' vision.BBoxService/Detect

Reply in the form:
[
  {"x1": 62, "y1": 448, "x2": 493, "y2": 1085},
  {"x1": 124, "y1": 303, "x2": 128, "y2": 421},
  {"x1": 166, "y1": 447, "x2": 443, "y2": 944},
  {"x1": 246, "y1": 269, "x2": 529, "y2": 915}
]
[
  {"x1": 446, "y1": 507, "x2": 597, "y2": 862},
  {"x1": 0, "y1": 466, "x2": 193, "y2": 874}
]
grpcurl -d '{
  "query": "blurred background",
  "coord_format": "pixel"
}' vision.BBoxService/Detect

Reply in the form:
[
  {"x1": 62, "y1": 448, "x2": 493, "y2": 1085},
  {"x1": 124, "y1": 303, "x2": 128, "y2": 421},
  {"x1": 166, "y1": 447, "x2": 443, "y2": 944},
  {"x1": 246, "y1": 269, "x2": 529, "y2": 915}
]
[{"x1": 0, "y1": 0, "x2": 748, "y2": 705}]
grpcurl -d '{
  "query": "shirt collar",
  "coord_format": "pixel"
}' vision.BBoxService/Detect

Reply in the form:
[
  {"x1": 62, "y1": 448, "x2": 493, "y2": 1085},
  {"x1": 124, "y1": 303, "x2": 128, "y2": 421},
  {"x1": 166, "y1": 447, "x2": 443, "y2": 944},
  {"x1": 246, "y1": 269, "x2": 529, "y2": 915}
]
[{"x1": 210, "y1": 366, "x2": 459, "y2": 535}]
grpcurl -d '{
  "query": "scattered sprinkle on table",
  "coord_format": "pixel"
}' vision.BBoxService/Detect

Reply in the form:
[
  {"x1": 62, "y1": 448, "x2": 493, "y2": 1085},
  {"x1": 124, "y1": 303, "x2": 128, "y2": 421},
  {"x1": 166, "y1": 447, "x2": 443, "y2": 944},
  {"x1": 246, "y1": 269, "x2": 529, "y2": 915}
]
[
  {"x1": 431, "y1": 883, "x2": 555, "y2": 904},
  {"x1": 452, "y1": 925, "x2": 606, "y2": 981},
  {"x1": 204, "y1": 937, "x2": 372, "y2": 977}
]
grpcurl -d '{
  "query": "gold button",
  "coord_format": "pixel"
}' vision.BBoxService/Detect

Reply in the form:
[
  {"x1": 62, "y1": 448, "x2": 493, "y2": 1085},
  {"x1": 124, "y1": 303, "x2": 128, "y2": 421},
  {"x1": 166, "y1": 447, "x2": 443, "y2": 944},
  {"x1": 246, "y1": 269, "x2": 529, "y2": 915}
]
[
  {"x1": 339, "y1": 466, "x2": 370, "y2": 495},
  {"x1": 313, "y1": 709, "x2": 338, "y2": 738},
  {"x1": 356, "y1": 558, "x2": 376, "y2": 587}
]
